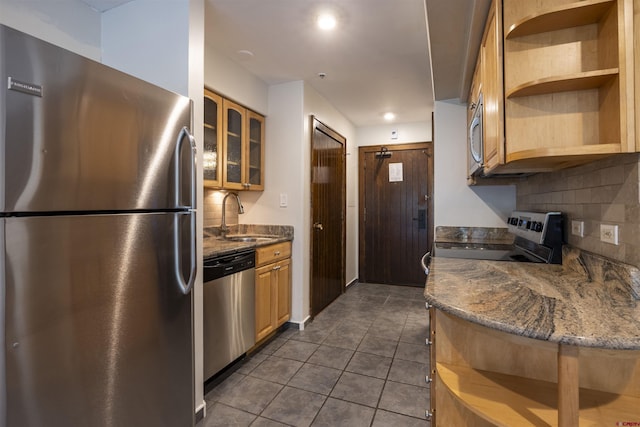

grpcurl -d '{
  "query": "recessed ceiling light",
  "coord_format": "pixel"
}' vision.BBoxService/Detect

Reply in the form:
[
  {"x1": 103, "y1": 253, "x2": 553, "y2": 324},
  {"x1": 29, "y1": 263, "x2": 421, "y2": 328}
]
[
  {"x1": 317, "y1": 13, "x2": 337, "y2": 31},
  {"x1": 384, "y1": 112, "x2": 396, "y2": 121}
]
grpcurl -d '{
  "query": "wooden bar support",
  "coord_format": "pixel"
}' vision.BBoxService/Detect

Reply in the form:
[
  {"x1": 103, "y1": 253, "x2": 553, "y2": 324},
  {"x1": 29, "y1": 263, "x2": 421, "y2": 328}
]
[{"x1": 558, "y1": 344, "x2": 580, "y2": 427}]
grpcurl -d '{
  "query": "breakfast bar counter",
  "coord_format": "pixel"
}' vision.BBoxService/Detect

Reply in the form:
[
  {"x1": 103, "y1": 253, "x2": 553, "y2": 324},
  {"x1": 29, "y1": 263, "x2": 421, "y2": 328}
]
[
  {"x1": 424, "y1": 248, "x2": 640, "y2": 350},
  {"x1": 423, "y1": 247, "x2": 640, "y2": 426}
]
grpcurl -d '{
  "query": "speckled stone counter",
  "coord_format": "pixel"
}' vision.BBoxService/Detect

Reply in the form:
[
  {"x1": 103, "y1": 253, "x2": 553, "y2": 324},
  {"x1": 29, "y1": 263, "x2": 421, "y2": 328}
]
[
  {"x1": 203, "y1": 224, "x2": 293, "y2": 259},
  {"x1": 424, "y1": 247, "x2": 640, "y2": 350}
]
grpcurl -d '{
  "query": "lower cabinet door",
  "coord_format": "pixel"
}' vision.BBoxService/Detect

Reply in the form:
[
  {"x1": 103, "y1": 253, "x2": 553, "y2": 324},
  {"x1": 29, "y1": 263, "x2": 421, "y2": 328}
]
[
  {"x1": 275, "y1": 258, "x2": 291, "y2": 326},
  {"x1": 255, "y1": 265, "x2": 275, "y2": 341}
]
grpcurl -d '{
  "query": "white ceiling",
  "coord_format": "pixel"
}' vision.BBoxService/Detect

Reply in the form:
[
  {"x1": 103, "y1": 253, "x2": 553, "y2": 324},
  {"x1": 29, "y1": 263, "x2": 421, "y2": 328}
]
[
  {"x1": 205, "y1": 0, "x2": 434, "y2": 127},
  {"x1": 81, "y1": 0, "x2": 132, "y2": 12},
  {"x1": 425, "y1": 0, "x2": 491, "y2": 102},
  {"x1": 82, "y1": 0, "x2": 487, "y2": 127}
]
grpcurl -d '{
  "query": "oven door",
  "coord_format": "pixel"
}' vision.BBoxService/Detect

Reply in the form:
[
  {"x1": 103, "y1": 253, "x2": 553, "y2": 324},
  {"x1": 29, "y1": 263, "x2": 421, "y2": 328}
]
[{"x1": 468, "y1": 92, "x2": 484, "y2": 177}]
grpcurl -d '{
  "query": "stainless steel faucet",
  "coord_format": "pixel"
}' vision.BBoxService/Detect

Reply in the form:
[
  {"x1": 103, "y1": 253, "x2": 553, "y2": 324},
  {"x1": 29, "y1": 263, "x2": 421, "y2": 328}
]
[{"x1": 220, "y1": 192, "x2": 244, "y2": 233}]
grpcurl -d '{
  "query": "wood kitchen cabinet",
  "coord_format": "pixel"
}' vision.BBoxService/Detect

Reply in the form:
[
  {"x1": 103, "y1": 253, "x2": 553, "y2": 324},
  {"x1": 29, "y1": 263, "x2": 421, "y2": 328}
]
[
  {"x1": 432, "y1": 308, "x2": 640, "y2": 426},
  {"x1": 480, "y1": 0, "x2": 504, "y2": 173},
  {"x1": 255, "y1": 241, "x2": 291, "y2": 342},
  {"x1": 470, "y1": 0, "x2": 636, "y2": 178},
  {"x1": 203, "y1": 89, "x2": 223, "y2": 187},
  {"x1": 222, "y1": 99, "x2": 265, "y2": 191},
  {"x1": 502, "y1": 0, "x2": 635, "y2": 170},
  {"x1": 203, "y1": 89, "x2": 265, "y2": 190}
]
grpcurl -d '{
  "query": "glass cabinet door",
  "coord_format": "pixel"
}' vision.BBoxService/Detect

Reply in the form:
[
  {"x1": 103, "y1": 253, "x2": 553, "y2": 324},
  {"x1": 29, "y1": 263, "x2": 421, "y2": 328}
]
[
  {"x1": 223, "y1": 99, "x2": 246, "y2": 190},
  {"x1": 247, "y1": 111, "x2": 265, "y2": 190},
  {"x1": 203, "y1": 89, "x2": 222, "y2": 187}
]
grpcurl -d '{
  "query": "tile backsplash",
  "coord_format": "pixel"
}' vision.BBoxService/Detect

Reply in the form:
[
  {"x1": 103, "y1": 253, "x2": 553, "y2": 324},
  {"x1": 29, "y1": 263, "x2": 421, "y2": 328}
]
[
  {"x1": 516, "y1": 153, "x2": 640, "y2": 267},
  {"x1": 203, "y1": 189, "x2": 239, "y2": 229}
]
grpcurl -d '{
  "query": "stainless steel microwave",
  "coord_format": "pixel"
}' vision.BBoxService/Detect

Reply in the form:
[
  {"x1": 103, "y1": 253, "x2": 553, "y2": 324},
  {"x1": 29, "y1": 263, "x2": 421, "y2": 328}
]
[{"x1": 468, "y1": 92, "x2": 483, "y2": 177}]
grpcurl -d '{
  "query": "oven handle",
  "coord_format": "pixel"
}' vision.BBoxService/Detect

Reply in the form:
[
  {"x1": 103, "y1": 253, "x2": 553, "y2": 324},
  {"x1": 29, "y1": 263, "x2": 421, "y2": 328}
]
[{"x1": 420, "y1": 252, "x2": 431, "y2": 276}]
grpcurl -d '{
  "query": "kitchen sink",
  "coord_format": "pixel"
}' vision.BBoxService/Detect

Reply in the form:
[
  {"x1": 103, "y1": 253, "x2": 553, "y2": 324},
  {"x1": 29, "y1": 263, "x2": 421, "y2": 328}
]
[{"x1": 223, "y1": 234, "x2": 280, "y2": 242}]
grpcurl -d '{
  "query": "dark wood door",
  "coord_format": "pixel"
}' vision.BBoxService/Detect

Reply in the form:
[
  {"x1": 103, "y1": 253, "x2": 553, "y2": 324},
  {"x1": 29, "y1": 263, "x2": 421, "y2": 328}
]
[
  {"x1": 359, "y1": 143, "x2": 433, "y2": 286},
  {"x1": 310, "y1": 117, "x2": 345, "y2": 316}
]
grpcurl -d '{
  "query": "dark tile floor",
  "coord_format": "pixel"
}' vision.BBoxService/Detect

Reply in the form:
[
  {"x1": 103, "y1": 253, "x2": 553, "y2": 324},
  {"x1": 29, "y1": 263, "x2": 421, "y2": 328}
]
[{"x1": 197, "y1": 282, "x2": 431, "y2": 427}]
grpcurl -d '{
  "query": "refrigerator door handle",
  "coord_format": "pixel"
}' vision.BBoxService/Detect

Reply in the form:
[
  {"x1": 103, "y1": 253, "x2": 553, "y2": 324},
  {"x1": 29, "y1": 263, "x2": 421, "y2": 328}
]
[
  {"x1": 175, "y1": 212, "x2": 196, "y2": 295},
  {"x1": 175, "y1": 126, "x2": 197, "y2": 209},
  {"x1": 174, "y1": 126, "x2": 196, "y2": 295}
]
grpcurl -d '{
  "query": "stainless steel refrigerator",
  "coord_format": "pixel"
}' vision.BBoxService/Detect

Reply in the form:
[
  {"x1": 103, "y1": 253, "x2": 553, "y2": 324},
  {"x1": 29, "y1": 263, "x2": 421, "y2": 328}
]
[{"x1": 0, "y1": 25, "x2": 196, "y2": 427}]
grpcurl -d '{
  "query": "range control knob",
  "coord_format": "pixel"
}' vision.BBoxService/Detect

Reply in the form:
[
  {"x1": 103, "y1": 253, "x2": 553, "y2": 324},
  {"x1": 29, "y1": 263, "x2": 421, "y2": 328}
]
[{"x1": 533, "y1": 222, "x2": 544, "y2": 232}]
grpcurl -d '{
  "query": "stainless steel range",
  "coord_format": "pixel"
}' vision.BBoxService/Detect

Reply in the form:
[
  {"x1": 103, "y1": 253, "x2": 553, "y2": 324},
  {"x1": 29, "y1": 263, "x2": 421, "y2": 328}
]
[{"x1": 433, "y1": 211, "x2": 564, "y2": 264}]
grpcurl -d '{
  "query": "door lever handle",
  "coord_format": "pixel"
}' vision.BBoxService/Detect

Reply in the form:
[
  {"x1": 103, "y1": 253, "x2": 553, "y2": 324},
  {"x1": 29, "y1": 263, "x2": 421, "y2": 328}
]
[{"x1": 313, "y1": 222, "x2": 324, "y2": 231}]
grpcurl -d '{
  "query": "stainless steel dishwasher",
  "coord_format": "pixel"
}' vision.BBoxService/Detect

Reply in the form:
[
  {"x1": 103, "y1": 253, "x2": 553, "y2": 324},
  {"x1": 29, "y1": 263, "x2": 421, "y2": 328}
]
[{"x1": 203, "y1": 249, "x2": 256, "y2": 381}]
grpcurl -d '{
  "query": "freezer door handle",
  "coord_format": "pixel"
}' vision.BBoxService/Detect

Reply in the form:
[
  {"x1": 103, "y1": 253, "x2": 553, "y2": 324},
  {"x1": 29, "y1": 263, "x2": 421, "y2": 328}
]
[
  {"x1": 175, "y1": 126, "x2": 197, "y2": 209},
  {"x1": 175, "y1": 212, "x2": 196, "y2": 295}
]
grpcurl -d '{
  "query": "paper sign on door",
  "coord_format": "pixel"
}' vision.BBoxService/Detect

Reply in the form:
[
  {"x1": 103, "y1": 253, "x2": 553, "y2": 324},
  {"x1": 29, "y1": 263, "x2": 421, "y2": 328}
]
[{"x1": 389, "y1": 163, "x2": 403, "y2": 182}]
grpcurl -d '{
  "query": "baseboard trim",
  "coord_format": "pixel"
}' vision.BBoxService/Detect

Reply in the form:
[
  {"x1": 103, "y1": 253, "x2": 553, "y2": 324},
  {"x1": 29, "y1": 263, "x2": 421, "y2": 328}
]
[
  {"x1": 346, "y1": 278, "x2": 359, "y2": 289},
  {"x1": 288, "y1": 315, "x2": 311, "y2": 330},
  {"x1": 195, "y1": 400, "x2": 206, "y2": 423}
]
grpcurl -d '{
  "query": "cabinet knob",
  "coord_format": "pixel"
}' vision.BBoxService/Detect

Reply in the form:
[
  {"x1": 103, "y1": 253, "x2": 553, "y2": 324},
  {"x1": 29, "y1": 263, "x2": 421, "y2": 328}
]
[
  {"x1": 273, "y1": 265, "x2": 281, "y2": 271},
  {"x1": 425, "y1": 302, "x2": 432, "y2": 310},
  {"x1": 425, "y1": 338, "x2": 432, "y2": 346},
  {"x1": 274, "y1": 251, "x2": 281, "y2": 256},
  {"x1": 425, "y1": 410, "x2": 433, "y2": 421},
  {"x1": 425, "y1": 375, "x2": 432, "y2": 384},
  {"x1": 313, "y1": 222, "x2": 324, "y2": 231}
]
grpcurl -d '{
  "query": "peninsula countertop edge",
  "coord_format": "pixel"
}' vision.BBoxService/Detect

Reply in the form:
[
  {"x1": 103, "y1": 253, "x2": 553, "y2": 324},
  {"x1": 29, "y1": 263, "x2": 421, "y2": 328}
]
[{"x1": 424, "y1": 247, "x2": 640, "y2": 350}]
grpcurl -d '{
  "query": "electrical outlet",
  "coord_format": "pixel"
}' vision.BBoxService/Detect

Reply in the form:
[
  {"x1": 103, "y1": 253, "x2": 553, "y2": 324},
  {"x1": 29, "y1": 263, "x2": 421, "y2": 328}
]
[
  {"x1": 571, "y1": 220, "x2": 584, "y2": 237},
  {"x1": 600, "y1": 224, "x2": 619, "y2": 245}
]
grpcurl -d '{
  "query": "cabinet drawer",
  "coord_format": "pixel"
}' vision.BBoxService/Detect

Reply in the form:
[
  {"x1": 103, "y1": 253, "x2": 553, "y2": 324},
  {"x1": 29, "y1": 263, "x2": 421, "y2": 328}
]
[{"x1": 256, "y1": 241, "x2": 291, "y2": 266}]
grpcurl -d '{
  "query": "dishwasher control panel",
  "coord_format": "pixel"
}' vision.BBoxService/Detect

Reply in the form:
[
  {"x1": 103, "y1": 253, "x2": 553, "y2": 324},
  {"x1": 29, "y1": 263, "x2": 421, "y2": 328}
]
[{"x1": 204, "y1": 250, "x2": 255, "y2": 282}]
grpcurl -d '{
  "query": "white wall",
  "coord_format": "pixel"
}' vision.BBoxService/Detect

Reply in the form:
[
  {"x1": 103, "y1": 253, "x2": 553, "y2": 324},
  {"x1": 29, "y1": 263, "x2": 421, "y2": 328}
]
[
  {"x1": 249, "y1": 81, "x2": 307, "y2": 322},
  {"x1": 0, "y1": 0, "x2": 101, "y2": 59},
  {"x1": 204, "y1": 46, "x2": 268, "y2": 115},
  {"x1": 188, "y1": 0, "x2": 205, "y2": 417},
  {"x1": 356, "y1": 121, "x2": 432, "y2": 147},
  {"x1": 434, "y1": 100, "x2": 515, "y2": 227},
  {"x1": 101, "y1": 0, "x2": 190, "y2": 96},
  {"x1": 304, "y1": 82, "x2": 358, "y2": 297}
]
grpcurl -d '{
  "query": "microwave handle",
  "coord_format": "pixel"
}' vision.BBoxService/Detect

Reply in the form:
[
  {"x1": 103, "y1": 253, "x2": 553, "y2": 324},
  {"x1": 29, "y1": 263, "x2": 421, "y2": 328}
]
[{"x1": 469, "y1": 114, "x2": 483, "y2": 164}]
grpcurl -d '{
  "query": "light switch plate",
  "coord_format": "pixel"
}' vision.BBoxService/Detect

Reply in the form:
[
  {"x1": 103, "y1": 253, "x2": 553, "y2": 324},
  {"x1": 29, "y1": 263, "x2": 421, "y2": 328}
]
[
  {"x1": 600, "y1": 224, "x2": 619, "y2": 245},
  {"x1": 571, "y1": 220, "x2": 584, "y2": 237},
  {"x1": 279, "y1": 193, "x2": 288, "y2": 208}
]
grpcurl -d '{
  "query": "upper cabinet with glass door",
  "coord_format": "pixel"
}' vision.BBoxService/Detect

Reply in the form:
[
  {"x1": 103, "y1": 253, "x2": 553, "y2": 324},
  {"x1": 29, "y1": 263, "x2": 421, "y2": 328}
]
[
  {"x1": 223, "y1": 99, "x2": 245, "y2": 190},
  {"x1": 203, "y1": 89, "x2": 222, "y2": 187},
  {"x1": 203, "y1": 89, "x2": 265, "y2": 191},
  {"x1": 247, "y1": 111, "x2": 265, "y2": 190}
]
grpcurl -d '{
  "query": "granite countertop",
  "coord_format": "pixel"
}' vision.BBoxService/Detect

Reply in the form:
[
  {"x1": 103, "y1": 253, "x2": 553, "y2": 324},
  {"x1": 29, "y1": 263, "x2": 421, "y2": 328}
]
[
  {"x1": 424, "y1": 247, "x2": 640, "y2": 350},
  {"x1": 203, "y1": 224, "x2": 293, "y2": 259}
]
